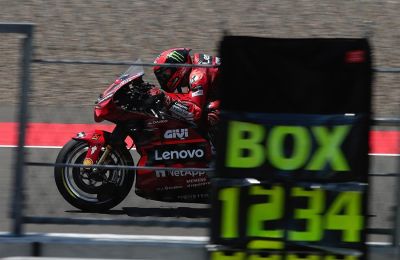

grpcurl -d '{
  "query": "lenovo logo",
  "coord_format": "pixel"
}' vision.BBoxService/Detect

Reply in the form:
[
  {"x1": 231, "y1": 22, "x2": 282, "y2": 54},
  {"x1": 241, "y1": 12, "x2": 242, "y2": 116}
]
[
  {"x1": 154, "y1": 149, "x2": 205, "y2": 161},
  {"x1": 164, "y1": 129, "x2": 189, "y2": 139}
]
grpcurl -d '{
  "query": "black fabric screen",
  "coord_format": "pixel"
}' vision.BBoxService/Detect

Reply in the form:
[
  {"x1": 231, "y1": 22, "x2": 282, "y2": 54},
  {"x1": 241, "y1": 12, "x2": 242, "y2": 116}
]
[
  {"x1": 210, "y1": 37, "x2": 372, "y2": 259},
  {"x1": 219, "y1": 36, "x2": 372, "y2": 114}
]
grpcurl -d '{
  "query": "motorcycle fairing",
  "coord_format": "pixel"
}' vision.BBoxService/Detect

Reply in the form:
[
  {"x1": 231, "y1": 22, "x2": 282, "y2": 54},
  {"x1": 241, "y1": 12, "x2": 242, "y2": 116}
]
[
  {"x1": 135, "y1": 137, "x2": 212, "y2": 203},
  {"x1": 94, "y1": 67, "x2": 145, "y2": 123}
]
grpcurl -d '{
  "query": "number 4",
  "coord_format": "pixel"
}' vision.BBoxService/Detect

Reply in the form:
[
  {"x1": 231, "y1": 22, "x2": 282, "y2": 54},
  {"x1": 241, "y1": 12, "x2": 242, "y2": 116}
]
[{"x1": 325, "y1": 191, "x2": 363, "y2": 242}]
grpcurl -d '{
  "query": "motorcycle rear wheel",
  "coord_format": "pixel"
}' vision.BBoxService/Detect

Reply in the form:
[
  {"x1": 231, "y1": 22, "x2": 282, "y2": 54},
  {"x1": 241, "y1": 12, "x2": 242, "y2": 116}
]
[{"x1": 54, "y1": 139, "x2": 135, "y2": 212}]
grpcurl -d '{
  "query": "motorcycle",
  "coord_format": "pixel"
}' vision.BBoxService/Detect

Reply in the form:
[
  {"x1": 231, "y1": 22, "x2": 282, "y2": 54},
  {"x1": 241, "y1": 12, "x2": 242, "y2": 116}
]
[{"x1": 54, "y1": 62, "x2": 213, "y2": 212}]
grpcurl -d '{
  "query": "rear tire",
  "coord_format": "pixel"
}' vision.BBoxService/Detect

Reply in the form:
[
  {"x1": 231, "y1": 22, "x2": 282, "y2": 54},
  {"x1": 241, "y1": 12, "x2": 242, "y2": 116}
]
[{"x1": 54, "y1": 139, "x2": 135, "y2": 212}]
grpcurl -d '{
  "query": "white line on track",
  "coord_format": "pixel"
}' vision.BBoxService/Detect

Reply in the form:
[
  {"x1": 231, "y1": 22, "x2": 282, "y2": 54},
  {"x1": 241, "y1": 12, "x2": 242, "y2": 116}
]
[
  {"x1": 368, "y1": 153, "x2": 400, "y2": 157},
  {"x1": 0, "y1": 145, "x2": 63, "y2": 149},
  {"x1": 0, "y1": 145, "x2": 137, "y2": 150},
  {"x1": 0, "y1": 145, "x2": 397, "y2": 156}
]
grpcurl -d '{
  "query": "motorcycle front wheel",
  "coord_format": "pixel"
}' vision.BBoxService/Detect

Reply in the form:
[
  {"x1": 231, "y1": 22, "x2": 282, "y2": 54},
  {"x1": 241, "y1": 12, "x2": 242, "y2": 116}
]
[{"x1": 54, "y1": 139, "x2": 135, "y2": 212}]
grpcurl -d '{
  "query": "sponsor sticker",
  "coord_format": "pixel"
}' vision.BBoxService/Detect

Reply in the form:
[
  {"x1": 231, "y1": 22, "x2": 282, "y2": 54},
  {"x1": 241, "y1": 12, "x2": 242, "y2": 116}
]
[
  {"x1": 83, "y1": 158, "x2": 94, "y2": 166},
  {"x1": 199, "y1": 54, "x2": 211, "y2": 64},
  {"x1": 154, "y1": 148, "x2": 205, "y2": 161},
  {"x1": 164, "y1": 129, "x2": 189, "y2": 139},
  {"x1": 90, "y1": 146, "x2": 97, "y2": 155},
  {"x1": 190, "y1": 75, "x2": 199, "y2": 84},
  {"x1": 150, "y1": 144, "x2": 207, "y2": 162},
  {"x1": 155, "y1": 170, "x2": 206, "y2": 178},
  {"x1": 192, "y1": 88, "x2": 204, "y2": 97},
  {"x1": 148, "y1": 119, "x2": 168, "y2": 125},
  {"x1": 91, "y1": 133, "x2": 101, "y2": 140}
]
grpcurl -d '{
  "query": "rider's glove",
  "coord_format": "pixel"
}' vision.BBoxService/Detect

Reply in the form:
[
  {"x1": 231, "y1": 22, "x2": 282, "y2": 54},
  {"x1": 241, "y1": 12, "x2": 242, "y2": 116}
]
[
  {"x1": 145, "y1": 87, "x2": 169, "y2": 110},
  {"x1": 148, "y1": 87, "x2": 163, "y2": 98},
  {"x1": 206, "y1": 100, "x2": 220, "y2": 126}
]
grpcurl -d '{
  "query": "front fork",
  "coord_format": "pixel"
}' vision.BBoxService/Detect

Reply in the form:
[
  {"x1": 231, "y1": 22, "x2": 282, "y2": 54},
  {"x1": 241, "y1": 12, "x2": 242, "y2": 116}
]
[{"x1": 96, "y1": 144, "x2": 112, "y2": 166}]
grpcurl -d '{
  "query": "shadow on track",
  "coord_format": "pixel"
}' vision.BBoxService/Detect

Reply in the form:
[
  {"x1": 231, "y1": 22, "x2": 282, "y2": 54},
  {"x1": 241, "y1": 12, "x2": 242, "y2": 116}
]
[
  {"x1": 124, "y1": 207, "x2": 210, "y2": 218},
  {"x1": 66, "y1": 207, "x2": 210, "y2": 218},
  {"x1": 65, "y1": 209, "x2": 125, "y2": 215}
]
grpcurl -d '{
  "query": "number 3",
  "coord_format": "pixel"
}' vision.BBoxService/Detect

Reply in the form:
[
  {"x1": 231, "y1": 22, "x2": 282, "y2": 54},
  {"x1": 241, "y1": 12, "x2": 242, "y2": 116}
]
[{"x1": 289, "y1": 187, "x2": 324, "y2": 241}]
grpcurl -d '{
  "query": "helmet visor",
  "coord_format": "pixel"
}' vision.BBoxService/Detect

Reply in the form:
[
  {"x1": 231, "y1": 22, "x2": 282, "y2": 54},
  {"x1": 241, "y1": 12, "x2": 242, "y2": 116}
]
[{"x1": 155, "y1": 67, "x2": 175, "y2": 89}]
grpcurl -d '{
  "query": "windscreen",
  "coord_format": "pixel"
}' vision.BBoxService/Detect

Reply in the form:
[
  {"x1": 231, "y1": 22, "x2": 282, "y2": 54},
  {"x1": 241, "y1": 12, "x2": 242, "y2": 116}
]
[
  {"x1": 119, "y1": 59, "x2": 145, "y2": 80},
  {"x1": 98, "y1": 59, "x2": 145, "y2": 103}
]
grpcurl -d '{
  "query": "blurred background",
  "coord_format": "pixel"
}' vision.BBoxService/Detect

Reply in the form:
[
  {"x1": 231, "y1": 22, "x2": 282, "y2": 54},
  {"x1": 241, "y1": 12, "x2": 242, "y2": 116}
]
[{"x1": 0, "y1": 0, "x2": 399, "y2": 115}]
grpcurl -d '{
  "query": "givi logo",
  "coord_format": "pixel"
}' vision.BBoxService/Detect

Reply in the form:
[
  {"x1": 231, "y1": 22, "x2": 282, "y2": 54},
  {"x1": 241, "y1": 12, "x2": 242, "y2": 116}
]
[{"x1": 164, "y1": 129, "x2": 189, "y2": 139}]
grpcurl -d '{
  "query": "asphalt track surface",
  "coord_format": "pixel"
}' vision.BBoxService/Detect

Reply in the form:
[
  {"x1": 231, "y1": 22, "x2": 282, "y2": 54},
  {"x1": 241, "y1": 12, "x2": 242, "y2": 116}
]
[
  {"x1": 0, "y1": 148, "x2": 398, "y2": 242},
  {"x1": 0, "y1": 105, "x2": 399, "y2": 241}
]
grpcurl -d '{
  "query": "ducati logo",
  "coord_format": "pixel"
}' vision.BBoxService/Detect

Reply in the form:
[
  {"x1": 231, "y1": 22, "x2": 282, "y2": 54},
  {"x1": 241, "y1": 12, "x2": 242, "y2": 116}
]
[
  {"x1": 164, "y1": 129, "x2": 189, "y2": 139},
  {"x1": 91, "y1": 133, "x2": 101, "y2": 140}
]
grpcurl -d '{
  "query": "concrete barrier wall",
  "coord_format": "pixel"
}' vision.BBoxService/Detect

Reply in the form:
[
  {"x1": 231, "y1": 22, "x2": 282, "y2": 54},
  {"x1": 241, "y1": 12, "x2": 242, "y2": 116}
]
[
  {"x1": 1, "y1": 233, "x2": 399, "y2": 260},
  {"x1": 0, "y1": 233, "x2": 208, "y2": 259}
]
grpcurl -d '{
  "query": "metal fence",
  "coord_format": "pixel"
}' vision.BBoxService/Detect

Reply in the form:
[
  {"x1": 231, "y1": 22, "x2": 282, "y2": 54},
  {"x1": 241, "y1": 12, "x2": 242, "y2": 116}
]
[
  {"x1": 0, "y1": 22, "x2": 35, "y2": 236},
  {"x1": 2, "y1": 22, "x2": 400, "y2": 257}
]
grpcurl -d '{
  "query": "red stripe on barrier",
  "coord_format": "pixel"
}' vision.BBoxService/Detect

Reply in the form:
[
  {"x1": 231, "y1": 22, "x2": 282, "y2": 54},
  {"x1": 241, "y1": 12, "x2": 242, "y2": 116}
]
[
  {"x1": 0, "y1": 122, "x2": 114, "y2": 146},
  {"x1": 0, "y1": 123, "x2": 399, "y2": 154},
  {"x1": 369, "y1": 130, "x2": 400, "y2": 155}
]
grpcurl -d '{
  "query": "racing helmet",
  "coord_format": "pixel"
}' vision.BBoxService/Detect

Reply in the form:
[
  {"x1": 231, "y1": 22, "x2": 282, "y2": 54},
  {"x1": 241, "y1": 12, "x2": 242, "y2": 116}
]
[{"x1": 153, "y1": 48, "x2": 192, "y2": 93}]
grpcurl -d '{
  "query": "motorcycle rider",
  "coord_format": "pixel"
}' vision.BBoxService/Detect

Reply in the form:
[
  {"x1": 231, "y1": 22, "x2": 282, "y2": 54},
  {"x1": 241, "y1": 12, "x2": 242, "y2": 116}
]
[{"x1": 147, "y1": 48, "x2": 220, "y2": 146}]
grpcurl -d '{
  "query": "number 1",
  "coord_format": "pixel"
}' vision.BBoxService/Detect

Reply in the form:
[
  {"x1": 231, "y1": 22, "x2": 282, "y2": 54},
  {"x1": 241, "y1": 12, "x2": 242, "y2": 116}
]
[{"x1": 219, "y1": 187, "x2": 240, "y2": 238}]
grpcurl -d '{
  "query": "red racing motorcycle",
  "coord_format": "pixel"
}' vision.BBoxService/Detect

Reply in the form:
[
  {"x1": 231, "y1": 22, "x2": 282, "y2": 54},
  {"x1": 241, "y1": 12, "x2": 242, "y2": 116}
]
[{"x1": 54, "y1": 63, "x2": 212, "y2": 212}]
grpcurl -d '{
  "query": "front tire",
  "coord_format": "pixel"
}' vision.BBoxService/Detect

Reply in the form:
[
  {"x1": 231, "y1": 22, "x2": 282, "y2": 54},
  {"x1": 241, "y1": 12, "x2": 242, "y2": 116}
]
[{"x1": 54, "y1": 139, "x2": 135, "y2": 212}]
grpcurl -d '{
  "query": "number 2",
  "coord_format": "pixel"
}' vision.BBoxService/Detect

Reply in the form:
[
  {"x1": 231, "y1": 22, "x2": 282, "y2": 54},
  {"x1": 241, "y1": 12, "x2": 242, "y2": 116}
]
[{"x1": 247, "y1": 185, "x2": 284, "y2": 238}]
